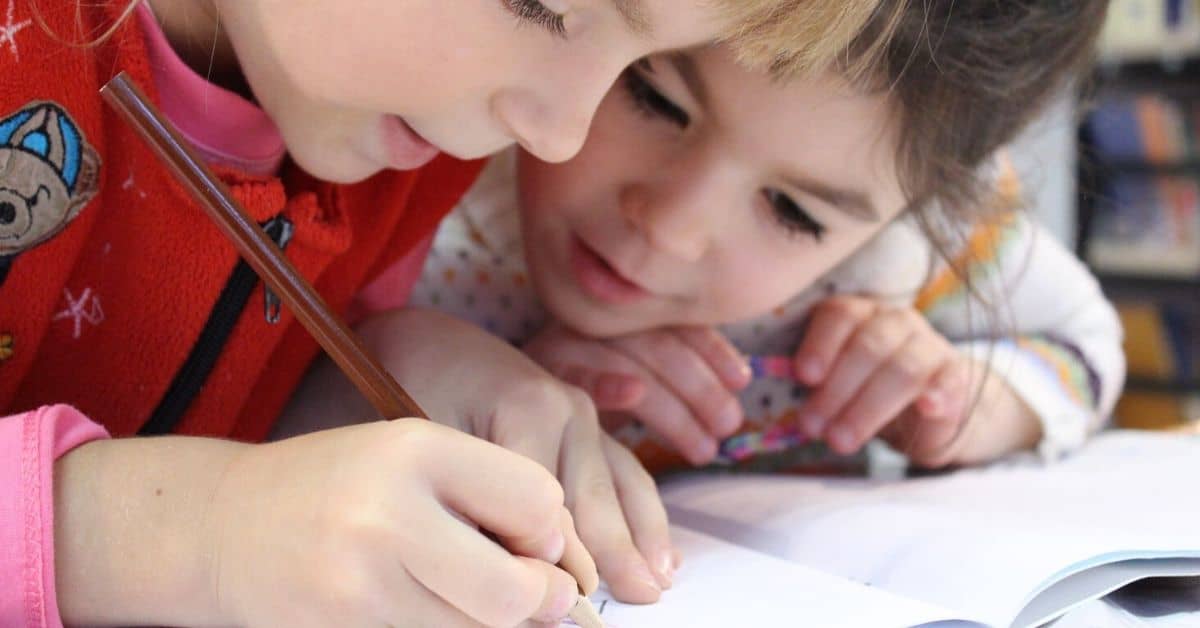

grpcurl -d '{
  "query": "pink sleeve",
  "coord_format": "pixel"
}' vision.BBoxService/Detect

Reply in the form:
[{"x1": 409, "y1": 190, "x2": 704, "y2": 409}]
[
  {"x1": 347, "y1": 235, "x2": 436, "y2": 325},
  {"x1": 0, "y1": 406, "x2": 110, "y2": 628}
]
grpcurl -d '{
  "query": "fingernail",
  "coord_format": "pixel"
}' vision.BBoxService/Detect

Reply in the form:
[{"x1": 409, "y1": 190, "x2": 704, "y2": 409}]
[
  {"x1": 632, "y1": 560, "x2": 663, "y2": 593},
  {"x1": 829, "y1": 425, "x2": 857, "y2": 453},
  {"x1": 716, "y1": 400, "x2": 742, "y2": 436},
  {"x1": 800, "y1": 412, "x2": 825, "y2": 438},
  {"x1": 654, "y1": 551, "x2": 675, "y2": 589},
  {"x1": 543, "y1": 531, "x2": 566, "y2": 563},
  {"x1": 546, "y1": 586, "x2": 578, "y2": 622},
  {"x1": 690, "y1": 438, "x2": 718, "y2": 465}
]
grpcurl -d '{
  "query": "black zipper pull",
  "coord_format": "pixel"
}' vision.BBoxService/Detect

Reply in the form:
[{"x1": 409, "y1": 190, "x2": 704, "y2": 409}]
[{"x1": 262, "y1": 215, "x2": 295, "y2": 324}]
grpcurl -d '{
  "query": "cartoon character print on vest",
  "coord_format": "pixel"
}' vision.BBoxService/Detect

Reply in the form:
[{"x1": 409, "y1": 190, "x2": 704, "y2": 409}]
[{"x1": 0, "y1": 101, "x2": 100, "y2": 286}]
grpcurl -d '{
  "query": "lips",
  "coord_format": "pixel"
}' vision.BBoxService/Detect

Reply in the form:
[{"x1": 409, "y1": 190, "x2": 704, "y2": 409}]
[
  {"x1": 568, "y1": 235, "x2": 650, "y2": 305},
  {"x1": 381, "y1": 115, "x2": 441, "y2": 170}
]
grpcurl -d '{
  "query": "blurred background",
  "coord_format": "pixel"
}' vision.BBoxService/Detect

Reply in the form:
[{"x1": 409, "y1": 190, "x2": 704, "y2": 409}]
[{"x1": 1020, "y1": 0, "x2": 1200, "y2": 433}]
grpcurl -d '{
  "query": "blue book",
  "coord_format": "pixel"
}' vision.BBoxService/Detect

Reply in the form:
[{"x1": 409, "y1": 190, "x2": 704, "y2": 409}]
[{"x1": 1090, "y1": 99, "x2": 1145, "y2": 161}]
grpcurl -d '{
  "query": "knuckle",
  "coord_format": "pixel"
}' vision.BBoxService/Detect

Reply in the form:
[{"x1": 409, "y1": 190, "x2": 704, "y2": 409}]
[
  {"x1": 380, "y1": 419, "x2": 441, "y2": 466},
  {"x1": 564, "y1": 385, "x2": 596, "y2": 415},
  {"x1": 325, "y1": 569, "x2": 376, "y2": 616},
  {"x1": 642, "y1": 331, "x2": 676, "y2": 357},
  {"x1": 499, "y1": 379, "x2": 575, "y2": 426},
  {"x1": 577, "y1": 473, "x2": 620, "y2": 511},
  {"x1": 852, "y1": 326, "x2": 892, "y2": 357},
  {"x1": 889, "y1": 352, "x2": 932, "y2": 385},
  {"x1": 525, "y1": 474, "x2": 567, "y2": 520}
]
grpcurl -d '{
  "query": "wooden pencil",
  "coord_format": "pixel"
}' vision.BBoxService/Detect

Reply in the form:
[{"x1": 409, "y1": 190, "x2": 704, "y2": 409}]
[{"x1": 100, "y1": 70, "x2": 604, "y2": 627}]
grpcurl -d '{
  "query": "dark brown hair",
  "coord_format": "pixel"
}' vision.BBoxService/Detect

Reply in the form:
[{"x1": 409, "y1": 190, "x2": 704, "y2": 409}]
[
  {"x1": 848, "y1": 1, "x2": 1107, "y2": 225},
  {"x1": 838, "y1": 2, "x2": 1109, "y2": 458}
]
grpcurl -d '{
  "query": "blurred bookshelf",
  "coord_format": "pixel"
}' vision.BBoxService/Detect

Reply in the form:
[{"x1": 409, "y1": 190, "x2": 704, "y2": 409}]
[{"x1": 1077, "y1": 0, "x2": 1200, "y2": 430}]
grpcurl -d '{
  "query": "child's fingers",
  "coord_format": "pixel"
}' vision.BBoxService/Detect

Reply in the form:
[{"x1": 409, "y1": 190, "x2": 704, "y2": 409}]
[
  {"x1": 916, "y1": 357, "x2": 973, "y2": 421},
  {"x1": 556, "y1": 507, "x2": 599, "y2": 595},
  {"x1": 674, "y1": 326, "x2": 752, "y2": 390},
  {"x1": 887, "y1": 406, "x2": 969, "y2": 469},
  {"x1": 373, "y1": 562, "x2": 499, "y2": 628},
  {"x1": 613, "y1": 331, "x2": 743, "y2": 439},
  {"x1": 558, "y1": 417, "x2": 663, "y2": 605},
  {"x1": 487, "y1": 388, "x2": 572, "y2": 481},
  {"x1": 792, "y1": 297, "x2": 879, "y2": 385},
  {"x1": 558, "y1": 366, "x2": 646, "y2": 411},
  {"x1": 602, "y1": 435, "x2": 676, "y2": 590},
  {"x1": 403, "y1": 495, "x2": 578, "y2": 627},
  {"x1": 798, "y1": 309, "x2": 915, "y2": 440},
  {"x1": 822, "y1": 335, "x2": 945, "y2": 454},
  {"x1": 534, "y1": 339, "x2": 649, "y2": 411},
  {"x1": 631, "y1": 380, "x2": 720, "y2": 465},
  {"x1": 424, "y1": 425, "x2": 572, "y2": 565}
]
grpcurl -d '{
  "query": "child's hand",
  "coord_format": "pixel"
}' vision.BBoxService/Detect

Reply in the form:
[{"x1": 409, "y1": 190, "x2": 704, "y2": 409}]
[
  {"x1": 362, "y1": 309, "x2": 676, "y2": 602},
  {"x1": 525, "y1": 324, "x2": 751, "y2": 466},
  {"x1": 218, "y1": 421, "x2": 591, "y2": 628},
  {"x1": 793, "y1": 295, "x2": 977, "y2": 467},
  {"x1": 53, "y1": 422, "x2": 589, "y2": 628}
]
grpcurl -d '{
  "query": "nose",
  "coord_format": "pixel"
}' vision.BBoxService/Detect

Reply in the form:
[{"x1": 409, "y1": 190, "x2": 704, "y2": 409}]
[
  {"x1": 491, "y1": 88, "x2": 596, "y2": 163},
  {"x1": 619, "y1": 181, "x2": 710, "y2": 262},
  {"x1": 0, "y1": 201, "x2": 14, "y2": 225},
  {"x1": 491, "y1": 52, "x2": 623, "y2": 164}
]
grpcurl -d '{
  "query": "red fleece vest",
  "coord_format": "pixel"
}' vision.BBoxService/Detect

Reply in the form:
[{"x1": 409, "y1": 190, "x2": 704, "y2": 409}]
[{"x1": 0, "y1": 3, "x2": 483, "y2": 440}]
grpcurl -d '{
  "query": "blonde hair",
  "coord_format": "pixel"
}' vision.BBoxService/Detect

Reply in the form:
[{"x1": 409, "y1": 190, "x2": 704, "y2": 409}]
[
  {"x1": 59, "y1": 1, "x2": 897, "y2": 78},
  {"x1": 28, "y1": 0, "x2": 142, "y2": 46},
  {"x1": 714, "y1": 0, "x2": 905, "y2": 80}
]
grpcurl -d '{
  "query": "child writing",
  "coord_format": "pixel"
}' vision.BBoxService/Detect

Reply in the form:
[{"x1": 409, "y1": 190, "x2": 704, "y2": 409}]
[
  {"x1": 0, "y1": 0, "x2": 890, "y2": 625},
  {"x1": 399, "y1": 0, "x2": 1124, "y2": 475}
]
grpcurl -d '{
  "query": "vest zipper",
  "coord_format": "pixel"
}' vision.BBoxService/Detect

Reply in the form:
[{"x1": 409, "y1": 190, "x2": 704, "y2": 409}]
[
  {"x1": 262, "y1": 217, "x2": 295, "y2": 324},
  {"x1": 139, "y1": 215, "x2": 294, "y2": 435}
]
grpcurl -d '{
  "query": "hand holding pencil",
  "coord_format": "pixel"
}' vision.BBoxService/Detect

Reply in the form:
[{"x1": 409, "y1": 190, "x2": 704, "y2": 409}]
[{"x1": 102, "y1": 72, "x2": 612, "y2": 627}]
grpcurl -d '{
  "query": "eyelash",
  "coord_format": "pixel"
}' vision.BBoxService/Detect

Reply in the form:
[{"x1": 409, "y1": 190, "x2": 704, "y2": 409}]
[
  {"x1": 764, "y1": 189, "x2": 826, "y2": 241},
  {"x1": 621, "y1": 65, "x2": 691, "y2": 128},
  {"x1": 622, "y1": 63, "x2": 824, "y2": 242},
  {"x1": 504, "y1": 0, "x2": 568, "y2": 38}
]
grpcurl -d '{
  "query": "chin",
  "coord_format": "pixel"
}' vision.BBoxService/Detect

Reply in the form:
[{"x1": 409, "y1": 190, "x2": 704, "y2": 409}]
[
  {"x1": 280, "y1": 127, "x2": 382, "y2": 184},
  {"x1": 546, "y1": 298, "x2": 648, "y2": 339},
  {"x1": 289, "y1": 149, "x2": 382, "y2": 185}
]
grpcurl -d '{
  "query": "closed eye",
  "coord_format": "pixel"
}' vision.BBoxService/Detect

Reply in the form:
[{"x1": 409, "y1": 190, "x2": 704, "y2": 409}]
[
  {"x1": 621, "y1": 63, "x2": 690, "y2": 128},
  {"x1": 503, "y1": 0, "x2": 568, "y2": 38},
  {"x1": 765, "y1": 189, "x2": 826, "y2": 241}
]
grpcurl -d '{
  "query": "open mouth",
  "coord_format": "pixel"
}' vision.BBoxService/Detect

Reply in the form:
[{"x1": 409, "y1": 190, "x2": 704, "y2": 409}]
[{"x1": 568, "y1": 234, "x2": 650, "y2": 305}]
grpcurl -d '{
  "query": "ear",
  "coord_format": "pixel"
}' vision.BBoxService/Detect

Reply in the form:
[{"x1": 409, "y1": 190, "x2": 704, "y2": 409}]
[{"x1": 64, "y1": 144, "x2": 101, "y2": 221}]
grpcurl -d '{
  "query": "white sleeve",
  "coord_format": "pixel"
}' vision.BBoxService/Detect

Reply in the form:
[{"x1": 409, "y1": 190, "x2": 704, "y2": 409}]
[{"x1": 918, "y1": 213, "x2": 1126, "y2": 459}]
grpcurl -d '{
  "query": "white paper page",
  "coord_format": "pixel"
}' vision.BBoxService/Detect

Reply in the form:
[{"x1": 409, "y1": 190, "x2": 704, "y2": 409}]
[
  {"x1": 660, "y1": 432, "x2": 1200, "y2": 627},
  {"x1": 1015, "y1": 557, "x2": 1200, "y2": 627},
  {"x1": 564, "y1": 526, "x2": 978, "y2": 628}
]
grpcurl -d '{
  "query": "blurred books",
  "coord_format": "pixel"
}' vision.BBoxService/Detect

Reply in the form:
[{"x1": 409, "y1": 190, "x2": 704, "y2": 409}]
[
  {"x1": 1115, "y1": 301, "x2": 1200, "y2": 428},
  {"x1": 1086, "y1": 95, "x2": 1200, "y2": 276},
  {"x1": 1100, "y1": 0, "x2": 1200, "y2": 62}
]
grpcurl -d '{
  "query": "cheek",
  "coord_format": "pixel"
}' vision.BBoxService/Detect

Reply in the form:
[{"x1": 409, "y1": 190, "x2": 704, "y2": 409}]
[{"x1": 703, "y1": 244, "x2": 832, "y2": 322}]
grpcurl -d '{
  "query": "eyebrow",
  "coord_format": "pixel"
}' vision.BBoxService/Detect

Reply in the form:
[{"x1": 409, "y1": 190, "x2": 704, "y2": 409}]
[
  {"x1": 664, "y1": 52, "x2": 710, "y2": 108},
  {"x1": 610, "y1": 0, "x2": 652, "y2": 37},
  {"x1": 784, "y1": 176, "x2": 881, "y2": 222}
]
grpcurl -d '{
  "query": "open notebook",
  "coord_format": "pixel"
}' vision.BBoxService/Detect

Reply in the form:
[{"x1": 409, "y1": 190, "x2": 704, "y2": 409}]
[{"x1": 575, "y1": 431, "x2": 1200, "y2": 627}]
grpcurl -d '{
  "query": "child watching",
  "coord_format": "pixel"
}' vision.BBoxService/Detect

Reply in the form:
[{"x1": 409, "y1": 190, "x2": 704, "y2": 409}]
[
  {"x1": 0, "y1": 0, "x2": 886, "y2": 624},
  {"x1": 396, "y1": 0, "x2": 1123, "y2": 475}
]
